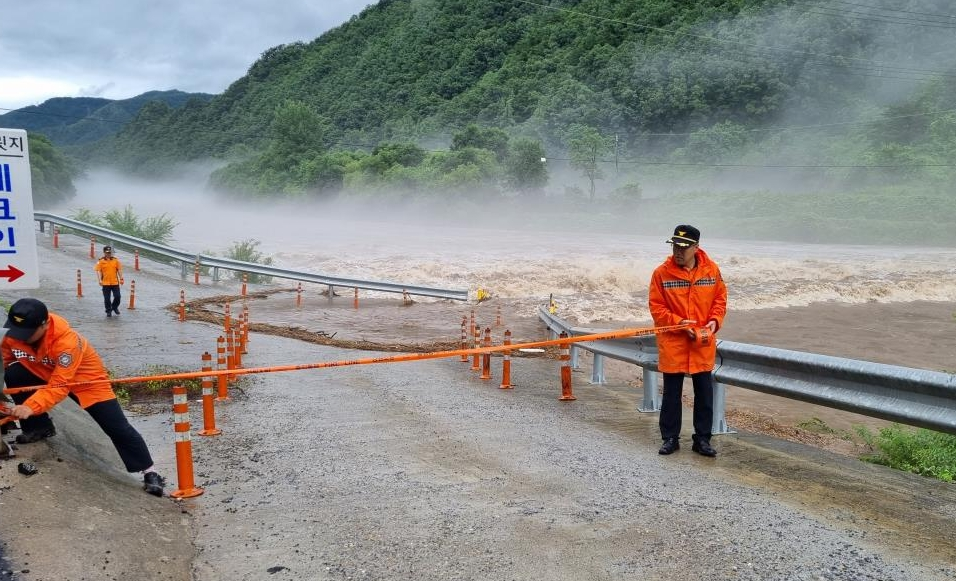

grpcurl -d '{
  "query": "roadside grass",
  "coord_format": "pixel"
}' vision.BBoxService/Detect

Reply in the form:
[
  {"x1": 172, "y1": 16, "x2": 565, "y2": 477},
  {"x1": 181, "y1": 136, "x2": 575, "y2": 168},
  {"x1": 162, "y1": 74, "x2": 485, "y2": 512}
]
[
  {"x1": 855, "y1": 424, "x2": 956, "y2": 483},
  {"x1": 112, "y1": 364, "x2": 205, "y2": 406}
]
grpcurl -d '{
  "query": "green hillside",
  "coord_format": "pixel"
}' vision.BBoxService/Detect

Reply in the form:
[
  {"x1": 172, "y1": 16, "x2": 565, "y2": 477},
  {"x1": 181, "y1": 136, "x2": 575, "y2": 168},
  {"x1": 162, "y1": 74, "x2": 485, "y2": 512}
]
[
  {"x1": 61, "y1": 0, "x2": 956, "y2": 245},
  {"x1": 0, "y1": 90, "x2": 214, "y2": 146}
]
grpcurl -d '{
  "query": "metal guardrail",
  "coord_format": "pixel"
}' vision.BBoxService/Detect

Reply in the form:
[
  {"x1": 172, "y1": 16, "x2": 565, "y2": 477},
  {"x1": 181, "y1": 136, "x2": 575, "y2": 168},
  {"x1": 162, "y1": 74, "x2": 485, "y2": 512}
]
[
  {"x1": 33, "y1": 212, "x2": 469, "y2": 301},
  {"x1": 538, "y1": 307, "x2": 956, "y2": 436}
]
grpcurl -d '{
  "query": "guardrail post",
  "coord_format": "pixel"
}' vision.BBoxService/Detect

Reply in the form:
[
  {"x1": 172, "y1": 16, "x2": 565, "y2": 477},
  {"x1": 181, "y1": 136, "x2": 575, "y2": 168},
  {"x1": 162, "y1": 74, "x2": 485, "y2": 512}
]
[
  {"x1": 127, "y1": 280, "x2": 136, "y2": 310},
  {"x1": 328, "y1": 284, "x2": 334, "y2": 302},
  {"x1": 76, "y1": 269, "x2": 83, "y2": 298},
  {"x1": 499, "y1": 330, "x2": 513, "y2": 389},
  {"x1": 197, "y1": 352, "x2": 222, "y2": 437},
  {"x1": 638, "y1": 369, "x2": 660, "y2": 412},
  {"x1": 570, "y1": 344, "x2": 581, "y2": 370},
  {"x1": 589, "y1": 353, "x2": 606, "y2": 385},
  {"x1": 170, "y1": 385, "x2": 204, "y2": 499},
  {"x1": 480, "y1": 327, "x2": 492, "y2": 380},
  {"x1": 712, "y1": 379, "x2": 735, "y2": 435},
  {"x1": 558, "y1": 332, "x2": 576, "y2": 401}
]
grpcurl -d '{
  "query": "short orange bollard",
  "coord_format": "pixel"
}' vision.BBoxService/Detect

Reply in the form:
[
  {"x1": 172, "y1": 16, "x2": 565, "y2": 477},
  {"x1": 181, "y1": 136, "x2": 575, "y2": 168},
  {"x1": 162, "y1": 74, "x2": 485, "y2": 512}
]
[
  {"x1": 89, "y1": 236, "x2": 95, "y2": 259},
  {"x1": 232, "y1": 322, "x2": 243, "y2": 369},
  {"x1": 223, "y1": 302, "x2": 231, "y2": 336},
  {"x1": 215, "y1": 335, "x2": 229, "y2": 401},
  {"x1": 241, "y1": 273, "x2": 247, "y2": 296},
  {"x1": 194, "y1": 259, "x2": 200, "y2": 285},
  {"x1": 353, "y1": 287, "x2": 358, "y2": 310},
  {"x1": 134, "y1": 249, "x2": 140, "y2": 271},
  {"x1": 226, "y1": 327, "x2": 236, "y2": 383},
  {"x1": 480, "y1": 327, "x2": 492, "y2": 380},
  {"x1": 179, "y1": 289, "x2": 186, "y2": 322},
  {"x1": 500, "y1": 329, "x2": 513, "y2": 389},
  {"x1": 127, "y1": 280, "x2": 136, "y2": 310},
  {"x1": 460, "y1": 316, "x2": 469, "y2": 362},
  {"x1": 496, "y1": 305, "x2": 501, "y2": 327},
  {"x1": 559, "y1": 332, "x2": 576, "y2": 401},
  {"x1": 53, "y1": 226, "x2": 59, "y2": 248},
  {"x1": 76, "y1": 269, "x2": 83, "y2": 298},
  {"x1": 296, "y1": 282, "x2": 302, "y2": 308},
  {"x1": 170, "y1": 385, "x2": 204, "y2": 498},
  {"x1": 197, "y1": 352, "x2": 222, "y2": 436},
  {"x1": 242, "y1": 303, "x2": 250, "y2": 349},
  {"x1": 471, "y1": 323, "x2": 481, "y2": 372}
]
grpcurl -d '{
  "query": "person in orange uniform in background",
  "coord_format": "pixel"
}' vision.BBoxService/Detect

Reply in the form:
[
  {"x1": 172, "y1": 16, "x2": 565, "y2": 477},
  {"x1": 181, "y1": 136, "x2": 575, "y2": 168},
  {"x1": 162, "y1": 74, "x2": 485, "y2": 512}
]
[
  {"x1": 94, "y1": 245, "x2": 124, "y2": 317},
  {"x1": 649, "y1": 225, "x2": 727, "y2": 457},
  {"x1": 2, "y1": 298, "x2": 166, "y2": 495}
]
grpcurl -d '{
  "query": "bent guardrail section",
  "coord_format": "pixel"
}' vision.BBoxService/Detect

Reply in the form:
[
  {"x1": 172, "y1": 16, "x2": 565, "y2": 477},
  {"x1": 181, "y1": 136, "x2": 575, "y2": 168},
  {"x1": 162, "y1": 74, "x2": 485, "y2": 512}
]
[
  {"x1": 34, "y1": 212, "x2": 469, "y2": 301},
  {"x1": 538, "y1": 307, "x2": 956, "y2": 436}
]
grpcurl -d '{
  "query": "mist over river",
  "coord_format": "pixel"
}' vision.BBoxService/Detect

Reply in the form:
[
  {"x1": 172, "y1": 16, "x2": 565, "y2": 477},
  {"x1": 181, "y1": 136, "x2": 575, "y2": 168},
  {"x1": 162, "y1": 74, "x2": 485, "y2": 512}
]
[{"x1": 55, "y1": 170, "x2": 956, "y2": 326}]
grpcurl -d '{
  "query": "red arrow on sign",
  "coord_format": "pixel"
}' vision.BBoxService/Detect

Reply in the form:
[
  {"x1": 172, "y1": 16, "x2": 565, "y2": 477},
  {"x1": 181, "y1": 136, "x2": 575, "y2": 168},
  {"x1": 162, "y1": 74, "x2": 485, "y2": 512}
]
[{"x1": 0, "y1": 265, "x2": 25, "y2": 282}]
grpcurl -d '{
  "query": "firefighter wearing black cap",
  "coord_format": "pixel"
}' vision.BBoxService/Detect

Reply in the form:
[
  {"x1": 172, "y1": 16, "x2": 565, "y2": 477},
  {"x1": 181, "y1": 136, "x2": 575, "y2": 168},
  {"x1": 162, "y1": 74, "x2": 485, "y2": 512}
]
[{"x1": 95, "y1": 245, "x2": 124, "y2": 317}]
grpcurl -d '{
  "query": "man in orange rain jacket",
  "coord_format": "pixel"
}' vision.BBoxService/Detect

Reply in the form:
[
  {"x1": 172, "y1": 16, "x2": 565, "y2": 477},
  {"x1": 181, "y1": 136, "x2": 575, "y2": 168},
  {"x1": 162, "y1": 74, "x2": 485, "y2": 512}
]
[
  {"x1": 94, "y1": 245, "x2": 124, "y2": 317},
  {"x1": 2, "y1": 298, "x2": 166, "y2": 496},
  {"x1": 648, "y1": 225, "x2": 727, "y2": 458}
]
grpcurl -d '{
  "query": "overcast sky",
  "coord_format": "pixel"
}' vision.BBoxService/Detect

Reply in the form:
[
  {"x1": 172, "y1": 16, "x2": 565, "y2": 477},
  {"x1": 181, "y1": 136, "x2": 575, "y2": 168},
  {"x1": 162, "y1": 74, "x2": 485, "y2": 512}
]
[{"x1": 0, "y1": 1, "x2": 377, "y2": 111}]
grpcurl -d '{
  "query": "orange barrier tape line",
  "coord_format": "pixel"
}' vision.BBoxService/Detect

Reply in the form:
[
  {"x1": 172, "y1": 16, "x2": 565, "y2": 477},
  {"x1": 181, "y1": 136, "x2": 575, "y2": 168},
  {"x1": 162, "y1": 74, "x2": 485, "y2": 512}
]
[{"x1": 2, "y1": 324, "x2": 689, "y2": 395}]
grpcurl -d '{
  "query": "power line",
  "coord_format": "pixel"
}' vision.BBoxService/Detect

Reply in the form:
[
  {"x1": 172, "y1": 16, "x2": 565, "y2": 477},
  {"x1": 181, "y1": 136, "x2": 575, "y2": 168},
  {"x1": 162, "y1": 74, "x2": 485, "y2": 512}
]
[{"x1": 830, "y1": 0, "x2": 956, "y2": 20}]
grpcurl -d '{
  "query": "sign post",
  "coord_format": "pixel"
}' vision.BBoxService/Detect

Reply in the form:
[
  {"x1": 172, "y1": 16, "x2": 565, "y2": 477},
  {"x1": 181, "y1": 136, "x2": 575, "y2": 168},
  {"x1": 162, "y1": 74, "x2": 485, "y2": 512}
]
[{"x1": 0, "y1": 128, "x2": 39, "y2": 289}]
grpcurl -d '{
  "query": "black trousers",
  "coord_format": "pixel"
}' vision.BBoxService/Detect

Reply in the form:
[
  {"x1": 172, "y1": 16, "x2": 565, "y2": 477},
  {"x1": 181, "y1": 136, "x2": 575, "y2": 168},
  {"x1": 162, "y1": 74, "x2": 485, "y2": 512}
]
[
  {"x1": 101, "y1": 284, "x2": 121, "y2": 313},
  {"x1": 659, "y1": 371, "x2": 715, "y2": 442},
  {"x1": 4, "y1": 363, "x2": 154, "y2": 473}
]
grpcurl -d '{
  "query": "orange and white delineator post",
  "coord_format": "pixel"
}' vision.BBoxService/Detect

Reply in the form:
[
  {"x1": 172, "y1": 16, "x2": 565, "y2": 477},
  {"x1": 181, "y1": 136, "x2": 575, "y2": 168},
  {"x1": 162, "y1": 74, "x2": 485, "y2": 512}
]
[
  {"x1": 76, "y1": 269, "x2": 83, "y2": 298},
  {"x1": 480, "y1": 327, "x2": 492, "y2": 380},
  {"x1": 215, "y1": 335, "x2": 229, "y2": 401},
  {"x1": 170, "y1": 385, "x2": 204, "y2": 499},
  {"x1": 89, "y1": 236, "x2": 95, "y2": 259},
  {"x1": 193, "y1": 259, "x2": 200, "y2": 285},
  {"x1": 499, "y1": 330, "x2": 513, "y2": 389},
  {"x1": 127, "y1": 280, "x2": 136, "y2": 310},
  {"x1": 496, "y1": 305, "x2": 501, "y2": 327},
  {"x1": 558, "y1": 332, "x2": 576, "y2": 401},
  {"x1": 353, "y1": 287, "x2": 359, "y2": 310},
  {"x1": 52, "y1": 226, "x2": 59, "y2": 248},
  {"x1": 241, "y1": 273, "x2": 248, "y2": 297},
  {"x1": 232, "y1": 322, "x2": 243, "y2": 370},
  {"x1": 471, "y1": 323, "x2": 481, "y2": 372},
  {"x1": 225, "y1": 327, "x2": 236, "y2": 383},
  {"x1": 134, "y1": 249, "x2": 140, "y2": 271},
  {"x1": 178, "y1": 290, "x2": 186, "y2": 322},
  {"x1": 223, "y1": 302, "x2": 231, "y2": 336},
  {"x1": 241, "y1": 303, "x2": 250, "y2": 350},
  {"x1": 296, "y1": 282, "x2": 302, "y2": 308},
  {"x1": 197, "y1": 352, "x2": 222, "y2": 437},
  {"x1": 460, "y1": 316, "x2": 469, "y2": 362}
]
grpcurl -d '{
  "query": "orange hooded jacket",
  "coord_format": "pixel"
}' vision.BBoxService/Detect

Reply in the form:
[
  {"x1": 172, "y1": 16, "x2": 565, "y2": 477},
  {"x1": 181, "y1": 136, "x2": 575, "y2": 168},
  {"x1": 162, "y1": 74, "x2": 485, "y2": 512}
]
[
  {"x1": 648, "y1": 247, "x2": 727, "y2": 374},
  {"x1": 1, "y1": 312, "x2": 116, "y2": 414}
]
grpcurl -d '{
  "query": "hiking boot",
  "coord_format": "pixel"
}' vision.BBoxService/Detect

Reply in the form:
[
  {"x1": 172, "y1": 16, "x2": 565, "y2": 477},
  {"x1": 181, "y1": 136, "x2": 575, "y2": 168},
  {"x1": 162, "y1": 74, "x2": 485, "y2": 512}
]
[
  {"x1": 143, "y1": 472, "x2": 166, "y2": 497},
  {"x1": 15, "y1": 426, "x2": 56, "y2": 444},
  {"x1": 113, "y1": 308, "x2": 120, "y2": 315},
  {"x1": 658, "y1": 437, "x2": 680, "y2": 455},
  {"x1": 106, "y1": 311, "x2": 112, "y2": 317}
]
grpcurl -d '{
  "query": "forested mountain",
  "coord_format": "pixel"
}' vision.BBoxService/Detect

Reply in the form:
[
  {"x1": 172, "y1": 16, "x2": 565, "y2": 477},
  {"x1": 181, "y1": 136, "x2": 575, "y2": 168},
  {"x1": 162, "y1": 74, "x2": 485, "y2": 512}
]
[
  {"x1": 78, "y1": 0, "x2": 956, "y2": 216},
  {"x1": 0, "y1": 90, "x2": 214, "y2": 146}
]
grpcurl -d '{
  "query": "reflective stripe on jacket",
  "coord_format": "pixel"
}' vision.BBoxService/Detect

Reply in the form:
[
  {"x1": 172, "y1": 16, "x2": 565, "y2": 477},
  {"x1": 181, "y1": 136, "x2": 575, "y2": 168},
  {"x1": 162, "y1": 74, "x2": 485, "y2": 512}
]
[
  {"x1": 648, "y1": 248, "x2": 727, "y2": 374},
  {"x1": 95, "y1": 256, "x2": 123, "y2": 286},
  {"x1": 1, "y1": 312, "x2": 115, "y2": 414}
]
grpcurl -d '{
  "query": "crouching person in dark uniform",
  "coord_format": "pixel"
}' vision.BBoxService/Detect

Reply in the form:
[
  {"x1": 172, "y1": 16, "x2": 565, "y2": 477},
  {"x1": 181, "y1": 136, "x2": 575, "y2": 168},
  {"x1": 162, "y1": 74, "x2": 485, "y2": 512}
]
[{"x1": 2, "y1": 298, "x2": 166, "y2": 496}]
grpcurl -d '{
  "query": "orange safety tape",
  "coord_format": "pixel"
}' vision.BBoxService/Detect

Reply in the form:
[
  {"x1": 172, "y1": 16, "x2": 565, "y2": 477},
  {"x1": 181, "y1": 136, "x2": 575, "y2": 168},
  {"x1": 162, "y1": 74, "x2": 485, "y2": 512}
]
[{"x1": 1, "y1": 323, "x2": 690, "y2": 396}]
